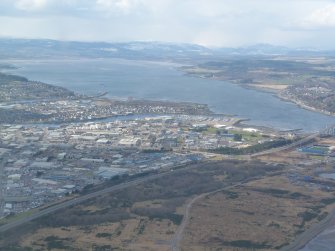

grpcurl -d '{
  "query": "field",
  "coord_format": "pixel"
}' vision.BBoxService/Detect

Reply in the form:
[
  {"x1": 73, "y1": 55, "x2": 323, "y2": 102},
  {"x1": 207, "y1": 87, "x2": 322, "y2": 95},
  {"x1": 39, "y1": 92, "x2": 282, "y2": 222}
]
[
  {"x1": 1, "y1": 158, "x2": 335, "y2": 251},
  {"x1": 181, "y1": 175, "x2": 335, "y2": 251},
  {"x1": 0, "y1": 160, "x2": 280, "y2": 251}
]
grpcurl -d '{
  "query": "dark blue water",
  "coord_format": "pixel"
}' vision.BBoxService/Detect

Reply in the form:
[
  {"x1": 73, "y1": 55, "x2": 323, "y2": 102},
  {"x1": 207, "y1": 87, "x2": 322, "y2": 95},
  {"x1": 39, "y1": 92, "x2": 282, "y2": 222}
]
[{"x1": 6, "y1": 59, "x2": 335, "y2": 131}]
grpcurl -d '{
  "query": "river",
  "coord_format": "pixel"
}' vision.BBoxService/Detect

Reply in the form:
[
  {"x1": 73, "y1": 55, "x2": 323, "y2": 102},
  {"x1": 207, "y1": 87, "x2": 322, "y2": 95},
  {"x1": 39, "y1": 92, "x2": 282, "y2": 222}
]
[{"x1": 4, "y1": 58, "x2": 335, "y2": 131}]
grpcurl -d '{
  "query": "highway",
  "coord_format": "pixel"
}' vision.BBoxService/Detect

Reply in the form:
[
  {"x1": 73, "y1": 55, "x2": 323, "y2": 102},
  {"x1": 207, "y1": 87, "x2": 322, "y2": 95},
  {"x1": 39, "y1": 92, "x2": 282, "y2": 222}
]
[
  {"x1": 0, "y1": 131, "x2": 322, "y2": 233},
  {"x1": 251, "y1": 132, "x2": 320, "y2": 157},
  {"x1": 252, "y1": 123, "x2": 335, "y2": 158},
  {"x1": 172, "y1": 129, "x2": 334, "y2": 251},
  {"x1": 0, "y1": 163, "x2": 197, "y2": 233},
  {"x1": 0, "y1": 128, "x2": 331, "y2": 240},
  {"x1": 0, "y1": 158, "x2": 6, "y2": 218}
]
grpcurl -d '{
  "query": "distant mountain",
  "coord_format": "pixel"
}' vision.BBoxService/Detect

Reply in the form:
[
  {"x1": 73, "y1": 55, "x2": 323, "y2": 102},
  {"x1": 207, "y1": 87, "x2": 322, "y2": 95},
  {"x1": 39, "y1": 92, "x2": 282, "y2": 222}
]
[
  {"x1": 0, "y1": 38, "x2": 212, "y2": 60},
  {"x1": 0, "y1": 38, "x2": 333, "y2": 60},
  {"x1": 214, "y1": 43, "x2": 335, "y2": 56}
]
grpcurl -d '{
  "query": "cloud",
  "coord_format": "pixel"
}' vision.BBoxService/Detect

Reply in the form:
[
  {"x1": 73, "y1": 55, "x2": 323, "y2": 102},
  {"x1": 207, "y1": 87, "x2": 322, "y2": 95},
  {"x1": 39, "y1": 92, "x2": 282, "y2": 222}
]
[
  {"x1": 95, "y1": 0, "x2": 143, "y2": 14},
  {"x1": 15, "y1": 0, "x2": 48, "y2": 11},
  {"x1": 307, "y1": 5, "x2": 335, "y2": 27},
  {"x1": 295, "y1": 4, "x2": 335, "y2": 29},
  {"x1": 0, "y1": 0, "x2": 335, "y2": 49}
]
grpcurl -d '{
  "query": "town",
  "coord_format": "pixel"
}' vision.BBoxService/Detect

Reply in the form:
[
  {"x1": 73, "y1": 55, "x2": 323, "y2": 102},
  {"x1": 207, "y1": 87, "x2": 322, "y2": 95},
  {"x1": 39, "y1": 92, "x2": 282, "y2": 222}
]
[{"x1": 0, "y1": 110, "x2": 291, "y2": 216}]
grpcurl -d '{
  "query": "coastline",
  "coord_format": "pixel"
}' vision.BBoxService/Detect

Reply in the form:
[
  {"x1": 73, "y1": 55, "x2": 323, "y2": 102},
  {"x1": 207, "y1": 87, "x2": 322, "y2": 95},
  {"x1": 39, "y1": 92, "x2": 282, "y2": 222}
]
[
  {"x1": 277, "y1": 93, "x2": 335, "y2": 117},
  {"x1": 1, "y1": 61, "x2": 335, "y2": 250},
  {"x1": 245, "y1": 83, "x2": 335, "y2": 117},
  {"x1": 5, "y1": 59, "x2": 335, "y2": 132},
  {"x1": 182, "y1": 70, "x2": 335, "y2": 118}
]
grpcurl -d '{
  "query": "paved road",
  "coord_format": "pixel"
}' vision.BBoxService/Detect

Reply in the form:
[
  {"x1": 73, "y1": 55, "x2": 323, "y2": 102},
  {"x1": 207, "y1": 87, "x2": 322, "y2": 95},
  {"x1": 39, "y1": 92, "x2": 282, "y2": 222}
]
[
  {"x1": 0, "y1": 165, "x2": 195, "y2": 233},
  {"x1": 0, "y1": 157, "x2": 8, "y2": 218},
  {"x1": 0, "y1": 129, "x2": 328, "y2": 239},
  {"x1": 251, "y1": 130, "x2": 335, "y2": 251},
  {"x1": 251, "y1": 132, "x2": 320, "y2": 158},
  {"x1": 170, "y1": 176, "x2": 335, "y2": 251}
]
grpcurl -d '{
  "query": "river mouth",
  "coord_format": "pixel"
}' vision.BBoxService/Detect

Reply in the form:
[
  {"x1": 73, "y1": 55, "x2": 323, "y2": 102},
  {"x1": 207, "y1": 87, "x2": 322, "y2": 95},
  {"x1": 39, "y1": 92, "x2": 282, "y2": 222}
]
[{"x1": 3, "y1": 58, "x2": 335, "y2": 132}]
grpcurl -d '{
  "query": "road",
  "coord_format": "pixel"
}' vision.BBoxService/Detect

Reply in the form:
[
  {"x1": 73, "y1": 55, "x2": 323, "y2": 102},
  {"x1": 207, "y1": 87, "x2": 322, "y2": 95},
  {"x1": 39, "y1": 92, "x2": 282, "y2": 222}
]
[
  {"x1": 0, "y1": 157, "x2": 6, "y2": 218},
  {"x1": 170, "y1": 177, "x2": 261, "y2": 251},
  {"x1": 0, "y1": 164, "x2": 195, "y2": 233},
  {"x1": 169, "y1": 129, "x2": 333, "y2": 251},
  {"x1": 170, "y1": 191, "x2": 208, "y2": 251},
  {"x1": 0, "y1": 129, "x2": 330, "y2": 239},
  {"x1": 6, "y1": 128, "x2": 314, "y2": 249},
  {"x1": 251, "y1": 132, "x2": 320, "y2": 157},
  {"x1": 170, "y1": 175, "x2": 335, "y2": 251}
]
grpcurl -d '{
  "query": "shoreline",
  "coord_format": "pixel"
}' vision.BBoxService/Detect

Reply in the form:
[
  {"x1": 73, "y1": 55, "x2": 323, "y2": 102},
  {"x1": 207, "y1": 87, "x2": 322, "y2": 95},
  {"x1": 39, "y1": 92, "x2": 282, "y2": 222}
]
[
  {"x1": 183, "y1": 70, "x2": 335, "y2": 118},
  {"x1": 1, "y1": 61, "x2": 334, "y2": 250},
  {"x1": 3, "y1": 60, "x2": 332, "y2": 132},
  {"x1": 4, "y1": 58, "x2": 335, "y2": 119},
  {"x1": 245, "y1": 83, "x2": 335, "y2": 117},
  {"x1": 277, "y1": 93, "x2": 335, "y2": 117}
]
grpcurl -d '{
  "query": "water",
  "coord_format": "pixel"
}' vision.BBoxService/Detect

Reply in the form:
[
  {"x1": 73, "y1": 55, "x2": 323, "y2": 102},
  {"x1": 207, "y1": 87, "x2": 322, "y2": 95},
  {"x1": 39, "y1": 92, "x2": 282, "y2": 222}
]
[
  {"x1": 3, "y1": 58, "x2": 335, "y2": 247},
  {"x1": 4, "y1": 58, "x2": 335, "y2": 131},
  {"x1": 300, "y1": 226, "x2": 335, "y2": 251},
  {"x1": 320, "y1": 173, "x2": 335, "y2": 180},
  {"x1": 298, "y1": 172, "x2": 335, "y2": 251}
]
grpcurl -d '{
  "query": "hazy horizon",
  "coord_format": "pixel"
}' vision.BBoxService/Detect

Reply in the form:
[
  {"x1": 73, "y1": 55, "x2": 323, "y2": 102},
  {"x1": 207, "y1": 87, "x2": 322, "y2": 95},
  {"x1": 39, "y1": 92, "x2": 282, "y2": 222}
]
[
  {"x1": 1, "y1": 0, "x2": 335, "y2": 49},
  {"x1": 0, "y1": 36, "x2": 329, "y2": 51}
]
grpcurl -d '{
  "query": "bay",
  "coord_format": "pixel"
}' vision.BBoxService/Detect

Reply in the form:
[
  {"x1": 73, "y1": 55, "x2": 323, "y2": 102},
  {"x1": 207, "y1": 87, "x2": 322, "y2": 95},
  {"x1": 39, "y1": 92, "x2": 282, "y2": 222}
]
[
  {"x1": 3, "y1": 58, "x2": 335, "y2": 248},
  {"x1": 5, "y1": 58, "x2": 335, "y2": 132}
]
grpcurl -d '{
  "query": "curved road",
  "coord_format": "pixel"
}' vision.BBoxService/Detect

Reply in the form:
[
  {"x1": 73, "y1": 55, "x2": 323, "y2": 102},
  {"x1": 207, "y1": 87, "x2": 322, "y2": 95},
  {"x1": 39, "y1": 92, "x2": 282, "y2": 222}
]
[
  {"x1": 170, "y1": 191, "x2": 208, "y2": 251},
  {"x1": 0, "y1": 129, "x2": 331, "y2": 244},
  {"x1": 170, "y1": 178, "x2": 259, "y2": 251},
  {"x1": 170, "y1": 171, "x2": 335, "y2": 251}
]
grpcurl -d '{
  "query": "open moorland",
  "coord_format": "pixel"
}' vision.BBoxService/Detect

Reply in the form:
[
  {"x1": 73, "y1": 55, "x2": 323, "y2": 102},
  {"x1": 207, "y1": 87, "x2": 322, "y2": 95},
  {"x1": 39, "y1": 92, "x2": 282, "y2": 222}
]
[
  {"x1": 181, "y1": 174, "x2": 335, "y2": 251},
  {"x1": 0, "y1": 160, "x2": 284, "y2": 251},
  {"x1": 1, "y1": 157, "x2": 335, "y2": 251}
]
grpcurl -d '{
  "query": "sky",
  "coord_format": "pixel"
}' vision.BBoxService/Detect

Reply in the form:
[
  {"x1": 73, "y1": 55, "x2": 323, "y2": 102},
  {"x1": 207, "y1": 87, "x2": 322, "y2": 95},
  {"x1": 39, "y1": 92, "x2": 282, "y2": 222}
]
[{"x1": 0, "y1": 0, "x2": 335, "y2": 48}]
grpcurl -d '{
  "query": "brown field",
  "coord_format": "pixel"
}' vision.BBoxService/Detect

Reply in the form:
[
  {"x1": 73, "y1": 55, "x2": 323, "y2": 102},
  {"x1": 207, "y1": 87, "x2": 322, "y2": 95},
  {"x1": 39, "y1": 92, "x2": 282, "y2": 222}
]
[
  {"x1": 256, "y1": 150, "x2": 318, "y2": 165},
  {"x1": 2, "y1": 158, "x2": 335, "y2": 251},
  {"x1": 0, "y1": 160, "x2": 282, "y2": 251},
  {"x1": 248, "y1": 83, "x2": 289, "y2": 92},
  {"x1": 317, "y1": 136, "x2": 335, "y2": 146},
  {"x1": 21, "y1": 218, "x2": 175, "y2": 251},
  {"x1": 181, "y1": 175, "x2": 335, "y2": 251}
]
